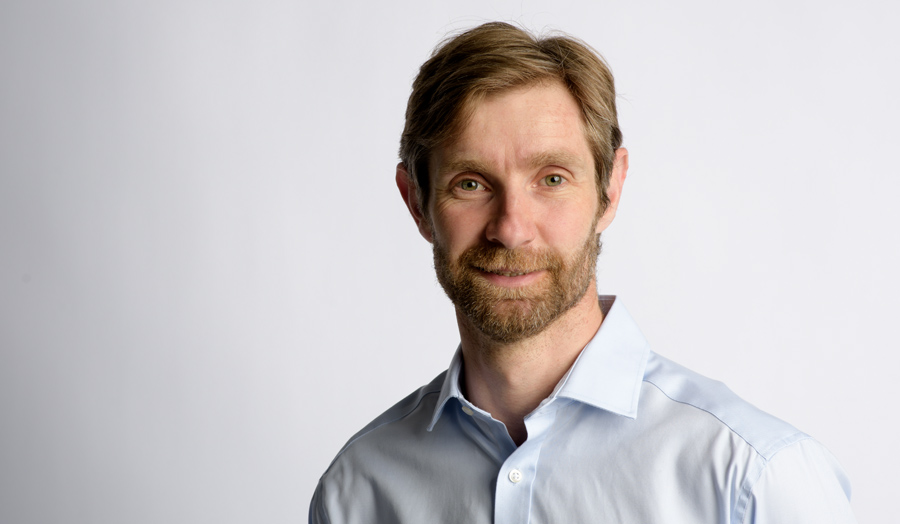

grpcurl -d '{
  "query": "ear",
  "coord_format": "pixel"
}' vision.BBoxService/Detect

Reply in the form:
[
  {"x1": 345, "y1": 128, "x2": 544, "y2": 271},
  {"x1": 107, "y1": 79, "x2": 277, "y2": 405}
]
[
  {"x1": 595, "y1": 148, "x2": 629, "y2": 234},
  {"x1": 396, "y1": 163, "x2": 434, "y2": 242}
]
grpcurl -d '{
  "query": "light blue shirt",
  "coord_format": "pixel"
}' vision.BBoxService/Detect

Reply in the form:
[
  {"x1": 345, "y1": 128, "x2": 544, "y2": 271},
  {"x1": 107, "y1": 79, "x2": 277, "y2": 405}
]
[{"x1": 310, "y1": 297, "x2": 856, "y2": 523}]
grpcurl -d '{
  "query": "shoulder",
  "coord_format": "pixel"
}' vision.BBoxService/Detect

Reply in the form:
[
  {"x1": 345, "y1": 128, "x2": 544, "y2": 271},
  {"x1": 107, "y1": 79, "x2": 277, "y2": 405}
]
[
  {"x1": 310, "y1": 371, "x2": 448, "y2": 524},
  {"x1": 639, "y1": 352, "x2": 855, "y2": 523},
  {"x1": 744, "y1": 437, "x2": 856, "y2": 523},
  {"x1": 328, "y1": 370, "x2": 446, "y2": 468},
  {"x1": 641, "y1": 351, "x2": 808, "y2": 459},
  {"x1": 315, "y1": 370, "x2": 450, "y2": 491}
]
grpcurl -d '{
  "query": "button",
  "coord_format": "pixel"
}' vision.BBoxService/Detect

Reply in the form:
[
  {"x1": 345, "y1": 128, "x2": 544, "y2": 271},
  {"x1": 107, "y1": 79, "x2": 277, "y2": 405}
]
[
  {"x1": 508, "y1": 469, "x2": 523, "y2": 483},
  {"x1": 461, "y1": 405, "x2": 474, "y2": 416}
]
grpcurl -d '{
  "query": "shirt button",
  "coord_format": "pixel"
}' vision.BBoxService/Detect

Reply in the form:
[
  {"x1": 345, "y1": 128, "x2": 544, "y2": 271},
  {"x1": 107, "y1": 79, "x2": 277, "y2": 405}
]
[
  {"x1": 461, "y1": 405, "x2": 474, "y2": 416},
  {"x1": 508, "y1": 469, "x2": 523, "y2": 483}
]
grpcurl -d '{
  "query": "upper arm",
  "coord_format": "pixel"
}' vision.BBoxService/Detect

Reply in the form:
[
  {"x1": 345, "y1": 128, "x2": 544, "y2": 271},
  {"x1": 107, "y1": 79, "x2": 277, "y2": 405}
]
[
  {"x1": 309, "y1": 481, "x2": 331, "y2": 524},
  {"x1": 740, "y1": 438, "x2": 856, "y2": 524}
]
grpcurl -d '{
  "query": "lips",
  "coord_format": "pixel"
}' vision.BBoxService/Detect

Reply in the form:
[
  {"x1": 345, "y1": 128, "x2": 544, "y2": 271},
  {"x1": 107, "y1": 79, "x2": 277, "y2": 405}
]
[{"x1": 475, "y1": 267, "x2": 535, "y2": 277}]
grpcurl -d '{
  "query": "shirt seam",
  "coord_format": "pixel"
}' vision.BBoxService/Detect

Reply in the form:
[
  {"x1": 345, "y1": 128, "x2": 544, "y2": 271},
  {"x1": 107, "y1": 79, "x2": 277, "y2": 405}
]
[
  {"x1": 641, "y1": 378, "x2": 806, "y2": 457},
  {"x1": 643, "y1": 378, "x2": 818, "y2": 523},
  {"x1": 736, "y1": 437, "x2": 817, "y2": 524}
]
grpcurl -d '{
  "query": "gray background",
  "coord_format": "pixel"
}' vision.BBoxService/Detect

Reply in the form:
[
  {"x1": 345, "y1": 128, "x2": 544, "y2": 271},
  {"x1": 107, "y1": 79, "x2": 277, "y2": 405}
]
[{"x1": 1, "y1": 0, "x2": 897, "y2": 522}]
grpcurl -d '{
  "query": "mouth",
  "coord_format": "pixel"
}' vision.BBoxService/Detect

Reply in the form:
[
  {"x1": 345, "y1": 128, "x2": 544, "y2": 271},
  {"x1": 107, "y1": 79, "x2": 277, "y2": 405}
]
[
  {"x1": 475, "y1": 267, "x2": 535, "y2": 277},
  {"x1": 471, "y1": 266, "x2": 548, "y2": 289}
]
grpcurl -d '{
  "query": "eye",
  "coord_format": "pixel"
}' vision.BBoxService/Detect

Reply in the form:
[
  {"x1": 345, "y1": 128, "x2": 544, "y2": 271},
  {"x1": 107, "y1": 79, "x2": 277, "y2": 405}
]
[
  {"x1": 458, "y1": 179, "x2": 483, "y2": 191},
  {"x1": 544, "y1": 174, "x2": 564, "y2": 186}
]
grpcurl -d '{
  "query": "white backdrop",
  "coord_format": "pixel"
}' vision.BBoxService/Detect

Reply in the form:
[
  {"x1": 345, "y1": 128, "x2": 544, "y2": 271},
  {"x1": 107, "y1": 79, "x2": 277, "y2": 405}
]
[{"x1": 1, "y1": 1, "x2": 897, "y2": 522}]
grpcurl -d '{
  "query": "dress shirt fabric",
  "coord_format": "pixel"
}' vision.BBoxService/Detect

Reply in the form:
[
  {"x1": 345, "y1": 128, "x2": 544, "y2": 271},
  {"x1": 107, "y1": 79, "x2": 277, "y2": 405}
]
[{"x1": 310, "y1": 296, "x2": 855, "y2": 524}]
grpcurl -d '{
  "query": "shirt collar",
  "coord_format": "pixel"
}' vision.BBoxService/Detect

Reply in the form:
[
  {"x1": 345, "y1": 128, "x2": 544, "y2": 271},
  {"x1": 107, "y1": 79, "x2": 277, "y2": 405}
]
[
  {"x1": 552, "y1": 296, "x2": 650, "y2": 418},
  {"x1": 428, "y1": 346, "x2": 465, "y2": 431},
  {"x1": 428, "y1": 295, "x2": 651, "y2": 430}
]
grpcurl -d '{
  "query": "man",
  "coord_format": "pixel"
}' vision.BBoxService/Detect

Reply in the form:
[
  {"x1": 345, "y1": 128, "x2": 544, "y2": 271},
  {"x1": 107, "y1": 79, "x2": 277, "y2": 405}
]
[{"x1": 310, "y1": 22, "x2": 856, "y2": 523}]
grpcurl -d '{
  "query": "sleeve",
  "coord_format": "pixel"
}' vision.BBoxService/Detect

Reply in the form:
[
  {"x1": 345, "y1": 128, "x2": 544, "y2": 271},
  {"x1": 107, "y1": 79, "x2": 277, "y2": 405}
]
[
  {"x1": 309, "y1": 481, "x2": 331, "y2": 524},
  {"x1": 742, "y1": 438, "x2": 857, "y2": 524}
]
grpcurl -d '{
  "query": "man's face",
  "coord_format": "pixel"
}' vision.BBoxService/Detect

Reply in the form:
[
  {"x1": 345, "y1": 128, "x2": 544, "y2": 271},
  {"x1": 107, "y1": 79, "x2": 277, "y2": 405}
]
[{"x1": 424, "y1": 81, "x2": 607, "y2": 343}]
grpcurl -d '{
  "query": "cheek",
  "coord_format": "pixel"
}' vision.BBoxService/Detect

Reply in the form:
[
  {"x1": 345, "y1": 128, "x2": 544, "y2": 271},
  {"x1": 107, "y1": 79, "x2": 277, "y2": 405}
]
[
  {"x1": 539, "y1": 208, "x2": 601, "y2": 252},
  {"x1": 432, "y1": 209, "x2": 484, "y2": 248},
  {"x1": 540, "y1": 204, "x2": 594, "y2": 236}
]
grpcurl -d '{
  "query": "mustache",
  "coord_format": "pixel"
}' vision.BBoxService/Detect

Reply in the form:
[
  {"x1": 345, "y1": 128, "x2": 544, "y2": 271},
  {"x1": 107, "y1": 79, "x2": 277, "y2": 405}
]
[{"x1": 457, "y1": 245, "x2": 563, "y2": 273}]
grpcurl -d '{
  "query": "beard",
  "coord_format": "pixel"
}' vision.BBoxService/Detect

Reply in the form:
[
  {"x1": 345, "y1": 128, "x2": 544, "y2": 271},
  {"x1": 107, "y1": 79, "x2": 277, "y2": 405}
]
[{"x1": 433, "y1": 223, "x2": 601, "y2": 344}]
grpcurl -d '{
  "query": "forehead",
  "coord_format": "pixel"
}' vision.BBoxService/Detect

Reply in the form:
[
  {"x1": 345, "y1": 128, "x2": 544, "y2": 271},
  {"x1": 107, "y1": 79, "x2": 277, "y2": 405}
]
[{"x1": 432, "y1": 81, "x2": 593, "y2": 176}]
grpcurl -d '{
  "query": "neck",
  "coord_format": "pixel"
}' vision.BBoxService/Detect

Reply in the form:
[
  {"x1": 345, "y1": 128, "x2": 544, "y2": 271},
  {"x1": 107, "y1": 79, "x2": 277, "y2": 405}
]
[{"x1": 457, "y1": 284, "x2": 604, "y2": 446}]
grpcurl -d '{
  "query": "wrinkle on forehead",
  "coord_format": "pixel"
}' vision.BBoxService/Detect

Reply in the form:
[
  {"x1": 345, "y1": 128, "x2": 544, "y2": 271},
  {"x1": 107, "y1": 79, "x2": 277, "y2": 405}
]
[
  {"x1": 437, "y1": 150, "x2": 590, "y2": 179},
  {"x1": 430, "y1": 81, "x2": 595, "y2": 183}
]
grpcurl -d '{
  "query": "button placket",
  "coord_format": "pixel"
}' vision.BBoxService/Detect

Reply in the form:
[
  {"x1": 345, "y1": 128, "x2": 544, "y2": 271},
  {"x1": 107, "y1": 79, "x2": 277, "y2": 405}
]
[{"x1": 493, "y1": 404, "x2": 560, "y2": 524}]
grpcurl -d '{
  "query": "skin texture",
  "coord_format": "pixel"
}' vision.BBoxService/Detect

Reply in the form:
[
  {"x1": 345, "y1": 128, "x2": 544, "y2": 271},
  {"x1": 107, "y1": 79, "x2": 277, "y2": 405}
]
[
  {"x1": 430, "y1": 204, "x2": 602, "y2": 344},
  {"x1": 397, "y1": 81, "x2": 628, "y2": 445}
]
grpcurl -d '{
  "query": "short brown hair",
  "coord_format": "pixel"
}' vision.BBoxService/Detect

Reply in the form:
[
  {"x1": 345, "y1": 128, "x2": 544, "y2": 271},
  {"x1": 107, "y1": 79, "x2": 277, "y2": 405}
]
[{"x1": 399, "y1": 22, "x2": 622, "y2": 213}]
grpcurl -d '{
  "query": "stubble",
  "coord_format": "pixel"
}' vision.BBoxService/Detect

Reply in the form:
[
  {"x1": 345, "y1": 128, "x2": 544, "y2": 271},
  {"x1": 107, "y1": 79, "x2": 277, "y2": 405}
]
[{"x1": 433, "y1": 223, "x2": 601, "y2": 343}]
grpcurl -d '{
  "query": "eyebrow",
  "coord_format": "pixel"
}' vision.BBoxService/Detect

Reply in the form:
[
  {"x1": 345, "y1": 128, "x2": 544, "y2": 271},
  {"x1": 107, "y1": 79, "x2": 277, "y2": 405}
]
[
  {"x1": 527, "y1": 150, "x2": 587, "y2": 171},
  {"x1": 438, "y1": 150, "x2": 588, "y2": 178},
  {"x1": 438, "y1": 159, "x2": 494, "y2": 178}
]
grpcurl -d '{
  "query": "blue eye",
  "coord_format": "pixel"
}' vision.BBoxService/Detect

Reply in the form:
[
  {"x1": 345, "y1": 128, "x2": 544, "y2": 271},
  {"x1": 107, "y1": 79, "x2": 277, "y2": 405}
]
[
  {"x1": 545, "y1": 175, "x2": 563, "y2": 186},
  {"x1": 459, "y1": 180, "x2": 482, "y2": 191}
]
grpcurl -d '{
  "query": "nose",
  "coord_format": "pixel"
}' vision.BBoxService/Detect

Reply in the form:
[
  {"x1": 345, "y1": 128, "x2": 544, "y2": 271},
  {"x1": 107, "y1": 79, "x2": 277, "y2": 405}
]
[{"x1": 484, "y1": 188, "x2": 537, "y2": 249}]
